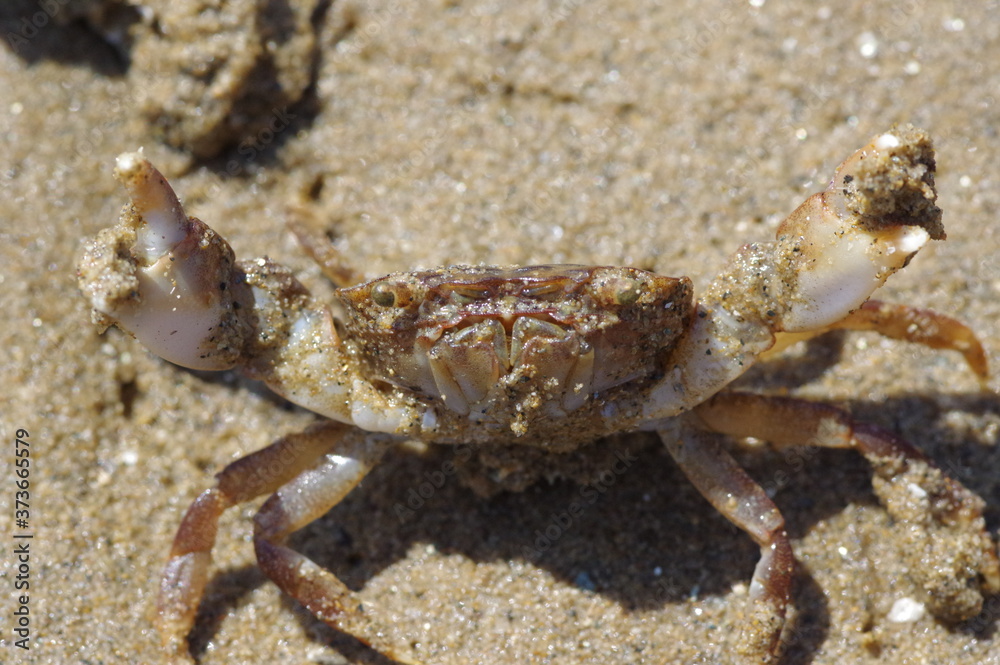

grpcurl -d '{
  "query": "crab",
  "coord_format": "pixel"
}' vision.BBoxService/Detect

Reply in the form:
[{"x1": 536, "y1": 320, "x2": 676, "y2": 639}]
[{"x1": 78, "y1": 125, "x2": 999, "y2": 664}]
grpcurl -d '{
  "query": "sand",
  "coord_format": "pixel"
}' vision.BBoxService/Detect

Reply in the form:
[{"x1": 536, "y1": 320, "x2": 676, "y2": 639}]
[{"x1": 2, "y1": 1, "x2": 1000, "y2": 664}]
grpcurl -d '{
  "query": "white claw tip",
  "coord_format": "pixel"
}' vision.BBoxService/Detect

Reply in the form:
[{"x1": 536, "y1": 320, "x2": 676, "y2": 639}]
[
  {"x1": 886, "y1": 225, "x2": 930, "y2": 257},
  {"x1": 115, "y1": 150, "x2": 145, "y2": 177},
  {"x1": 116, "y1": 152, "x2": 137, "y2": 173},
  {"x1": 874, "y1": 133, "x2": 900, "y2": 150},
  {"x1": 113, "y1": 152, "x2": 189, "y2": 261}
]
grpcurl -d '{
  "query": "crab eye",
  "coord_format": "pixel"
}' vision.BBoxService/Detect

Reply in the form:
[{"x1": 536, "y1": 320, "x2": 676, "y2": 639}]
[
  {"x1": 371, "y1": 282, "x2": 396, "y2": 306},
  {"x1": 614, "y1": 278, "x2": 644, "y2": 306},
  {"x1": 372, "y1": 281, "x2": 415, "y2": 307}
]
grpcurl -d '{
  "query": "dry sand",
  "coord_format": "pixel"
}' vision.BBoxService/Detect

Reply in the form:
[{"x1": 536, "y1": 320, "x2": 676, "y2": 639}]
[{"x1": 3, "y1": 1, "x2": 1000, "y2": 664}]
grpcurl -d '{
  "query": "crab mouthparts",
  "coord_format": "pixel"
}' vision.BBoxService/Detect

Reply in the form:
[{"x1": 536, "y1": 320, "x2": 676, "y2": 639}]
[{"x1": 425, "y1": 312, "x2": 578, "y2": 372}]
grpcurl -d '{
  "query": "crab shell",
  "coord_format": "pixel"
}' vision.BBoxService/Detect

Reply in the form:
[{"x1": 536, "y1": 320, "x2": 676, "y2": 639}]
[{"x1": 338, "y1": 265, "x2": 692, "y2": 416}]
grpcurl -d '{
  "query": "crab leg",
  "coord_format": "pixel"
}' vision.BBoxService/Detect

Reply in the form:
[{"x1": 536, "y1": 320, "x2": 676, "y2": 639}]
[
  {"x1": 642, "y1": 125, "x2": 946, "y2": 421},
  {"x1": 250, "y1": 430, "x2": 425, "y2": 664},
  {"x1": 286, "y1": 216, "x2": 364, "y2": 287},
  {"x1": 157, "y1": 422, "x2": 373, "y2": 658},
  {"x1": 693, "y1": 392, "x2": 1000, "y2": 618},
  {"x1": 764, "y1": 299, "x2": 989, "y2": 380},
  {"x1": 659, "y1": 424, "x2": 794, "y2": 664}
]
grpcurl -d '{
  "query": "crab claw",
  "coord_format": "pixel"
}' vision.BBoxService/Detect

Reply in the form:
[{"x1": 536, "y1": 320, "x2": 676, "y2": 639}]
[
  {"x1": 77, "y1": 152, "x2": 251, "y2": 370},
  {"x1": 642, "y1": 126, "x2": 949, "y2": 420},
  {"x1": 774, "y1": 125, "x2": 942, "y2": 332}
]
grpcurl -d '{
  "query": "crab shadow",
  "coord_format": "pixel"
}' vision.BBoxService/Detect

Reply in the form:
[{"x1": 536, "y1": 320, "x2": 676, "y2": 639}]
[
  {"x1": 0, "y1": 1, "x2": 133, "y2": 74},
  {"x1": 189, "y1": 565, "x2": 405, "y2": 665},
  {"x1": 184, "y1": 379, "x2": 1000, "y2": 664}
]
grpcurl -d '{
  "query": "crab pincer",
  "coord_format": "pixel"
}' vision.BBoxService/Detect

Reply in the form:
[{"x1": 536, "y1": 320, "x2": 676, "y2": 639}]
[
  {"x1": 78, "y1": 153, "x2": 252, "y2": 371},
  {"x1": 642, "y1": 126, "x2": 958, "y2": 416}
]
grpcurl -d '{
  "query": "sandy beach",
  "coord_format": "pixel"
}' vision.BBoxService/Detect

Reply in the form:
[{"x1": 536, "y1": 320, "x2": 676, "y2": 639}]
[{"x1": 2, "y1": 1, "x2": 1000, "y2": 663}]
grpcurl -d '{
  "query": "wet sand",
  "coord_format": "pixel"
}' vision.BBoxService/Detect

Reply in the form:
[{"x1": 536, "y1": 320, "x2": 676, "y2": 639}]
[{"x1": 2, "y1": 1, "x2": 1000, "y2": 664}]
